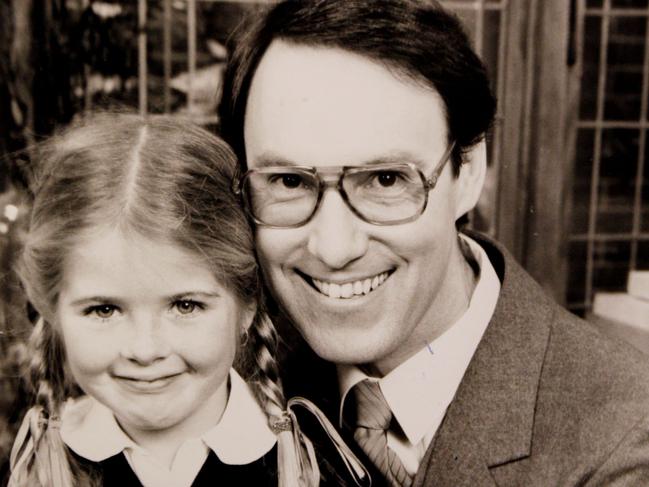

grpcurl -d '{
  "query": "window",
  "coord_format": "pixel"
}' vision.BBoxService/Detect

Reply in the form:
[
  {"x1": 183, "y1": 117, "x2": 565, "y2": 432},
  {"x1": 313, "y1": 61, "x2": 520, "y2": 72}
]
[{"x1": 568, "y1": 0, "x2": 649, "y2": 315}]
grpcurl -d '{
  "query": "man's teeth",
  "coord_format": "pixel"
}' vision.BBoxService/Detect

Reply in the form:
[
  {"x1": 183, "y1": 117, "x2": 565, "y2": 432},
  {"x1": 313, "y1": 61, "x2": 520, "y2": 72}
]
[{"x1": 312, "y1": 272, "x2": 390, "y2": 299}]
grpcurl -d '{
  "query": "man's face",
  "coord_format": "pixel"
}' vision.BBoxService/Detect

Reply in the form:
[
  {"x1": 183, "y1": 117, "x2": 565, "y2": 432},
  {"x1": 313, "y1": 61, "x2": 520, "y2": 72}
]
[{"x1": 244, "y1": 41, "x2": 482, "y2": 374}]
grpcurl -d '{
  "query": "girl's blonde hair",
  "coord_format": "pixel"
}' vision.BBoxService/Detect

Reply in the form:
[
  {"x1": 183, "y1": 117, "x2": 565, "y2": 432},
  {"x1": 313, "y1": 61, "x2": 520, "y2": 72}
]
[{"x1": 9, "y1": 112, "x2": 319, "y2": 487}]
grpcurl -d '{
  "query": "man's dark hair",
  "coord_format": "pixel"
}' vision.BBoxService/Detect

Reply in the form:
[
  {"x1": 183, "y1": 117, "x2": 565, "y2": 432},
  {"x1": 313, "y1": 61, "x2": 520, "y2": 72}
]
[{"x1": 218, "y1": 0, "x2": 496, "y2": 176}]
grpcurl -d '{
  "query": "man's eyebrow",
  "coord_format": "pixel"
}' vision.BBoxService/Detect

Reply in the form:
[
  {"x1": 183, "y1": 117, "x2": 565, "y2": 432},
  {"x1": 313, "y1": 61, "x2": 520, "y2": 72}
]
[
  {"x1": 250, "y1": 154, "x2": 298, "y2": 168},
  {"x1": 252, "y1": 152, "x2": 430, "y2": 168},
  {"x1": 363, "y1": 153, "x2": 429, "y2": 167}
]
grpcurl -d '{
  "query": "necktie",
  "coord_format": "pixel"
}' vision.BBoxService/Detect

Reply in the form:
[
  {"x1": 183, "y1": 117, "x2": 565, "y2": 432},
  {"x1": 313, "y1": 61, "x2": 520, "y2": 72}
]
[{"x1": 352, "y1": 380, "x2": 413, "y2": 487}]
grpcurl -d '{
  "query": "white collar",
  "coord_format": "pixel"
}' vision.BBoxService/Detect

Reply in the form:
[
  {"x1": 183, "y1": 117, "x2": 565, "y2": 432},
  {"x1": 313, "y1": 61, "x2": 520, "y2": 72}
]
[
  {"x1": 61, "y1": 368, "x2": 277, "y2": 465},
  {"x1": 338, "y1": 235, "x2": 501, "y2": 446},
  {"x1": 203, "y1": 369, "x2": 276, "y2": 464}
]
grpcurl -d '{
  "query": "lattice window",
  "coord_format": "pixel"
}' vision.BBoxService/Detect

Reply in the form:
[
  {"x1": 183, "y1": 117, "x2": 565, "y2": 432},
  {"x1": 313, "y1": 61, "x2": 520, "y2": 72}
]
[{"x1": 568, "y1": 0, "x2": 649, "y2": 315}]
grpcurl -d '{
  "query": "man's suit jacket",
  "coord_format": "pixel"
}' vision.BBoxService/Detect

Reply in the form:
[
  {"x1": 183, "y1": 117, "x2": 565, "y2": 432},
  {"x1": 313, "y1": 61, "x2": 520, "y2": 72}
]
[{"x1": 283, "y1": 231, "x2": 649, "y2": 486}]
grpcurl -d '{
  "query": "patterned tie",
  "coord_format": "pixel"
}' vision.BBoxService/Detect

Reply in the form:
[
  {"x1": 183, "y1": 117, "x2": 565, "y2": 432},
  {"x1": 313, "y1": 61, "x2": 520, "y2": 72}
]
[{"x1": 352, "y1": 380, "x2": 413, "y2": 487}]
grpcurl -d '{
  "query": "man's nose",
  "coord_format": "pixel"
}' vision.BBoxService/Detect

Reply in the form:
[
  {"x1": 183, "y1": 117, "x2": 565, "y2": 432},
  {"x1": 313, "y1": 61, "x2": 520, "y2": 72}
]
[
  {"x1": 122, "y1": 314, "x2": 170, "y2": 365},
  {"x1": 307, "y1": 189, "x2": 369, "y2": 269}
]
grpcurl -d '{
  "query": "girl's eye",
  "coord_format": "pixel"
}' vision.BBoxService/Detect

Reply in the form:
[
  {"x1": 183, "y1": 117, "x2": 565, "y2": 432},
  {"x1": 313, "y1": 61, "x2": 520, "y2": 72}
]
[
  {"x1": 85, "y1": 304, "x2": 118, "y2": 319},
  {"x1": 173, "y1": 300, "x2": 203, "y2": 315}
]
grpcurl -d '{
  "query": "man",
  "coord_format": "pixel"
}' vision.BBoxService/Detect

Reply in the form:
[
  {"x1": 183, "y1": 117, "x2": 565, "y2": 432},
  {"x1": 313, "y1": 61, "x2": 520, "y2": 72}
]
[{"x1": 218, "y1": 1, "x2": 649, "y2": 485}]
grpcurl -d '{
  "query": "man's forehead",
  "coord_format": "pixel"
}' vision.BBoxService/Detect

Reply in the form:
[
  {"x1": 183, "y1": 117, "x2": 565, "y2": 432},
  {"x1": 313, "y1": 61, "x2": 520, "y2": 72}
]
[
  {"x1": 247, "y1": 40, "x2": 441, "y2": 108},
  {"x1": 244, "y1": 40, "x2": 449, "y2": 168}
]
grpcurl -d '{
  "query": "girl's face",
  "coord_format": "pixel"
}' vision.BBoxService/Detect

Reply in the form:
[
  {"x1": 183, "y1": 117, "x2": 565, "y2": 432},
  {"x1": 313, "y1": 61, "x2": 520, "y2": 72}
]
[{"x1": 56, "y1": 228, "x2": 255, "y2": 442}]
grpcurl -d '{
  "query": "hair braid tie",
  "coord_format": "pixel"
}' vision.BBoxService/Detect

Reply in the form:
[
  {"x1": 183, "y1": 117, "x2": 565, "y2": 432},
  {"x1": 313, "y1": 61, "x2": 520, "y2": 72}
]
[
  {"x1": 272, "y1": 398, "x2": 371, "y2": 487},
  {"x1": 270, "y1": 413, "x2": 293, "y2": 434},
  {"x1": 41, "y1": 416, "x2": 61, "y2": 430}
]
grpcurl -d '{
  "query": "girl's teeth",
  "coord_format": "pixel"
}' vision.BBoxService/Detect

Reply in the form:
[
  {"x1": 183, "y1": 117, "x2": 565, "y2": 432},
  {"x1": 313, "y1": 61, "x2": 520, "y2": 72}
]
[{"x1": 312, "y1": 273, "x2": 390, "y2": 299}]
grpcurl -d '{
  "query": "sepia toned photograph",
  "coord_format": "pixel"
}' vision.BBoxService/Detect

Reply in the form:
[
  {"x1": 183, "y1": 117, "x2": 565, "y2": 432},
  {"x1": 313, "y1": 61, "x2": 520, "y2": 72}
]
[{"x1": 1, "y1": 0, "x2": 649, "y2": 485}]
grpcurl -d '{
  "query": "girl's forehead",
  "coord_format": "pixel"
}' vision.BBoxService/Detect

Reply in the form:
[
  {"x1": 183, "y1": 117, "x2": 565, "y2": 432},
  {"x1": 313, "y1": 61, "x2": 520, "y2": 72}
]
[
  {"x1": 72, "y1": 225, "x2": 199, "y2": 263},
  {"x1": 60, "y1": 227, "x2": 224, "y2": 297}
]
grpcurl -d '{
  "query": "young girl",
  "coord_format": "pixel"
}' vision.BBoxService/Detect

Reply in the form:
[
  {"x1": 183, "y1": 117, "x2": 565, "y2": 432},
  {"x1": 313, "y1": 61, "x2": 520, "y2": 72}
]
[{"x1": 6, "y1": 113, "x2": 366, "y2": 487}]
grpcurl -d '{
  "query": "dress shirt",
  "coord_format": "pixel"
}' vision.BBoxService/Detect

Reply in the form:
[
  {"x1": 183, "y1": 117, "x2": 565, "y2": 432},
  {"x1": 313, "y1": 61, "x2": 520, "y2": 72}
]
[
  {"x1": 61, "y1": 369, "x2": 276, "y2": 487},
  {"x1": 338, "y1": 235, "x2": 501, "y2": 475}
]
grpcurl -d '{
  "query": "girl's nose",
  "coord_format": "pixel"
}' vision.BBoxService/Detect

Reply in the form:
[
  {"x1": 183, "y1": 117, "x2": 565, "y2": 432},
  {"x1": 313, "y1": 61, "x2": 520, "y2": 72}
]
[{"x1": 122, "y1": 314, "x2": 170, "y2": 365}]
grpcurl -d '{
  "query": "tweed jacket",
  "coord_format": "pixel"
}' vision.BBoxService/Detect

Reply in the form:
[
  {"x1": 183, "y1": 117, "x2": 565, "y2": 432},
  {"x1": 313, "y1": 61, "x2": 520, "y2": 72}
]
[{"x1": 284, "y1": 231, "x2": 649, "y2": 486}]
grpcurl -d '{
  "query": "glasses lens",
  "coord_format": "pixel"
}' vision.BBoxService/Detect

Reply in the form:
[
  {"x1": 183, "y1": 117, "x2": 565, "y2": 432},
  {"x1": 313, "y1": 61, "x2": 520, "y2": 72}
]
[
  {"x1": 343, "y1": 165, "x2": 426, "y2": 223},
  {"x1": 243, "y1": 169, "x2": 319, "y2": 226}
]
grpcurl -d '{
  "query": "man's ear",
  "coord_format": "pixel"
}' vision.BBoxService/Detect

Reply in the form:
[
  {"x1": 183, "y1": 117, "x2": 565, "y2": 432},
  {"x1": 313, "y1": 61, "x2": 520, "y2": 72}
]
[{"x1": 454, "y1": 140, "x2": 487, "y2": 220}]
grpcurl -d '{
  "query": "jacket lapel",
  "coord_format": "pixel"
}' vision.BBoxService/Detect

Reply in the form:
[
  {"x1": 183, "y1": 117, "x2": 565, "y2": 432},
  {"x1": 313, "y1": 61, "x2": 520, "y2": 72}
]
[{"x1": 415, "y1": 234, "x2": 554, "y2": 486}]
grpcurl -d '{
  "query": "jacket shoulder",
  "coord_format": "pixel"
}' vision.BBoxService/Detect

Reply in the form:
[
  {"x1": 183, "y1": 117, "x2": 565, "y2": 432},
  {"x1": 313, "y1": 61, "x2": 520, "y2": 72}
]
[
  {"x1": 466, "y1": 231, "x2": 649, "y2": 484},
  {"x1": 535, "y1": 306, "x2": 649, "y2": 453}
]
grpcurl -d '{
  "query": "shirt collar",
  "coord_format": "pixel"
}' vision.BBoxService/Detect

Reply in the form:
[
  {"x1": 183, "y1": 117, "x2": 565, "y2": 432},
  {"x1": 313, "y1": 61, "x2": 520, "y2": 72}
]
[
  {"x1": 203, "y1": 369, "x2": 277, "y2": 464},
  {"x1": 60, "y1": 393, "x2": 132, "y2": 462},
  {"x1": 61, "y1": 369, "x2": 277, "y2": 465},
  {"x1": 338, "y1": 235, "x2": 501, "y2": 446}
]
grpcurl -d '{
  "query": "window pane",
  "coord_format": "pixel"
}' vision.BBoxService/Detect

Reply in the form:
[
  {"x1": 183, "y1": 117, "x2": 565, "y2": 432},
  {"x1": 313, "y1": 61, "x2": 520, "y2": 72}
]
[
  {"x1": 596, "y1": 129, "x2": 639, "y2": 233},
  {"x1": 642, "y1": 130, "x2": 649, "y2": 231},
  {"x1": 592, "y1": 240, "x2": 631, "y2": 292},
  {"x1": 567, "y1": 240, "x2": 588, "y2": 305},
  {"x1": 572, "y1": 129, "x2": 596, "y2": 234},
  {"x1": 580, "y1": 16, "x2": 603, "y2": 120},
  {"x1": 612, "y1": 0, "x2": 649, "y2": 7},
  {"x1": 482, "y1": 10, "x2": 502, "y2": 93},
  {"x1": 81, "y1": 4, "x2": 139, "y2": 110},
  {"x1": 154, "y1": 0, "x2": 266, "y2": 115},
  {"x1": 604, "y1": 16, "x2": 646, "y2": 120},
  {"x1": 637, "y1": 240, "x2": 649, "y2": 269}
]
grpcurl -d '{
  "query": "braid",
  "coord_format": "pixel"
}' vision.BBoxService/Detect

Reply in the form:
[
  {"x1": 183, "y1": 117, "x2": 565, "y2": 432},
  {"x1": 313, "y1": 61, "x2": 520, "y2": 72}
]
[
  {"x1": 248, "y1": 312, "x2": 320, "y2": 487},
  {"x1": 249, "y1": 313, "x2": 286, "y2": 416},
  {"x1": 8, "y1": 318, "x2": 96, "y2": 487}
]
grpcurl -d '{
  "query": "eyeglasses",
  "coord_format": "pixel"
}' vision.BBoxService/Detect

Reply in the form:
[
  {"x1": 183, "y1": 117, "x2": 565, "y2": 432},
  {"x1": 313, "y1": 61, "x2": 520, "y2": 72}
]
[{"x1": 234, "y1": 142, "x2": 456, "y2": 228}]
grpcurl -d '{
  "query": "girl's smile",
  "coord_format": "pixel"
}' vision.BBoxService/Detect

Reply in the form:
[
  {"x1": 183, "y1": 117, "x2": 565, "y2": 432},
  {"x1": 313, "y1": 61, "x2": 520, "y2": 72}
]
[{"x1": 113, "y1": 372, "x2": 185, "y2": 393}]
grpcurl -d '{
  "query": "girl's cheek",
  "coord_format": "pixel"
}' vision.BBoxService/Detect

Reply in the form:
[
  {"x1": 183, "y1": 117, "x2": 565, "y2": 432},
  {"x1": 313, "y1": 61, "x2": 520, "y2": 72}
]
[
  {"x1": 63, "y1": 332, "x2": 119, "y2": 376},
  {"x1": 180, "y1": 334, "x2": 237, "y2": 374}
]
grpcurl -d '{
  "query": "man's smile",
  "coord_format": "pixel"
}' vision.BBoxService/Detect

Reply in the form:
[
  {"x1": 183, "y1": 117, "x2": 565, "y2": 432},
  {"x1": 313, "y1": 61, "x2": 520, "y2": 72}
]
[{"x1": 297, "y1": 270, "x2": 394, "y2": 299}]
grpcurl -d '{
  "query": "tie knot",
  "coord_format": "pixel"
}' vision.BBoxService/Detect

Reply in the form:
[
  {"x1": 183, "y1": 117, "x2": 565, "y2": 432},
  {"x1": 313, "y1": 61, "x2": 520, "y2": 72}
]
[{"x1": 353, "y1": 380, "x2": 392, "y2": 430}]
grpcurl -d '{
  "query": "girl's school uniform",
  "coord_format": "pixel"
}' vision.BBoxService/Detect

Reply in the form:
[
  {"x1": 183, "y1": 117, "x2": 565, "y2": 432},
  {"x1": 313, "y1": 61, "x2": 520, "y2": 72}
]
[{"x1": 61, "y1": 369, "x2": 277, "y2": 486}]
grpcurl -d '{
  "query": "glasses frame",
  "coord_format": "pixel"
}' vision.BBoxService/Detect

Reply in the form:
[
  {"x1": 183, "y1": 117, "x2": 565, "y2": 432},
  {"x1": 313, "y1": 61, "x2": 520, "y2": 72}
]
[{"x1": 234, "y1": 141, "x2": 456, "y2": 228}]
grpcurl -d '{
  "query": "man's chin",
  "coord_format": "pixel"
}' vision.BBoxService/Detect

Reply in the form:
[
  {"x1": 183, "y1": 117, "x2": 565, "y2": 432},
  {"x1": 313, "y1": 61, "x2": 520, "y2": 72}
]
[{"x1": 299, "y1": 330, "x2": 390, "y2": 367}]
